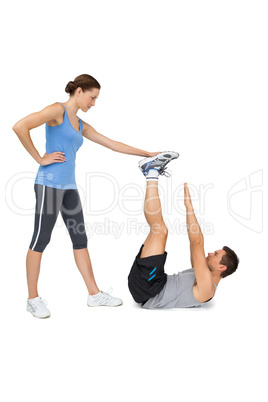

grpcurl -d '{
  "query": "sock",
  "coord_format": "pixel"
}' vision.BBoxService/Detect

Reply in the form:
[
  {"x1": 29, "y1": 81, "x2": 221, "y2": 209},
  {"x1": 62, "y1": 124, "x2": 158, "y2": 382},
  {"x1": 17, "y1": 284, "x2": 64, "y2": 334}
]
[
  {"x1": 28, "y1": 296, "x2": 40, "y2": 301},
  {"x1": 146, "y1": 169, "x2": 159, "y2": 181},
  {"x1": 90, "y1": 292, "x2": 101, "y2": 298}
]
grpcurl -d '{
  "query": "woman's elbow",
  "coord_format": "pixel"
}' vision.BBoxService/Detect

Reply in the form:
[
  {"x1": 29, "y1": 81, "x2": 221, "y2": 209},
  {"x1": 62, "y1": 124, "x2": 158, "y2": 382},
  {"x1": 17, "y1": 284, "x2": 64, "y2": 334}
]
[
  {"x1": 110, "y1": 141, "x2": 119, "y2": 152},
  {"x1": 12, "y1": 122, "x2": 25, "y2": 136},
  {"x1": 12, "y1": 122, "x2": 20, "y2": 133}
]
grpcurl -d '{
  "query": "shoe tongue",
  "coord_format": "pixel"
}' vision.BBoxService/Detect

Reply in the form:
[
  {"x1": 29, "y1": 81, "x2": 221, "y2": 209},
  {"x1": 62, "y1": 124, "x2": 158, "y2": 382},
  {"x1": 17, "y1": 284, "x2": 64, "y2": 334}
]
[{"x1": 29, "y1": 296, "x2": 40, "y2": 302}]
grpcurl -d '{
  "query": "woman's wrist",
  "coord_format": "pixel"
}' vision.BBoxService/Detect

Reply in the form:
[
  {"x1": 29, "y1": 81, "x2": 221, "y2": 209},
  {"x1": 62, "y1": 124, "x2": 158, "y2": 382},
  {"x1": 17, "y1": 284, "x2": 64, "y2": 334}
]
[
  {"x1": 143, "y1": 151, "x2": 156, "y2": 157},
  {"x1": 36, "y1": 155, "x2": 42, "y2": 164}
]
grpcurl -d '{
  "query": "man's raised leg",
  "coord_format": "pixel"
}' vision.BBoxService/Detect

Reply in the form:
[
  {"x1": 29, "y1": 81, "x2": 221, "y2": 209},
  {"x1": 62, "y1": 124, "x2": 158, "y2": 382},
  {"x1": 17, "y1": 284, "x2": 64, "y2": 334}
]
[
  {"x1": 128, "y1": 152, "x2": 179, "y2": 304},
  {"x1": 140, "y1": 180, "x2": 168, "y2": 258}
]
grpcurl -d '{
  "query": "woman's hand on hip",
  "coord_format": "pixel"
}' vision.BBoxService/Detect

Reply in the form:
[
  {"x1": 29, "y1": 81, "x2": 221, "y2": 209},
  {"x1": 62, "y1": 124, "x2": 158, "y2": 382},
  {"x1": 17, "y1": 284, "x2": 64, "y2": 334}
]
[{"x1": 40, "y1": 152, "x2": 66, "y2": 166}]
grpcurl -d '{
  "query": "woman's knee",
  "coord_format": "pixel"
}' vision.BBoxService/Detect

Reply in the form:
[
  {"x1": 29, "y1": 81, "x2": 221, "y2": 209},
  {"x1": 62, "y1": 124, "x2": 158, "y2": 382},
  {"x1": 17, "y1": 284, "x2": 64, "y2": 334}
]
[
  {"x1": 29, "y1": 237, "x2": 50, "y2": 252},
  {"x1": 71, "y1": 232, "x2": 88, "y2": 250}
]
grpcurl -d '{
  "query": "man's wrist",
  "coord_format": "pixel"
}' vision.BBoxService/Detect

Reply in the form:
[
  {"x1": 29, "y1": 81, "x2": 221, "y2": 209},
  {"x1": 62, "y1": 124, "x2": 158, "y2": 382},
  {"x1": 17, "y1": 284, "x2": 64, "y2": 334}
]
[{"x1": 186, "y1": 205, "x2": 194, "y2": 213}]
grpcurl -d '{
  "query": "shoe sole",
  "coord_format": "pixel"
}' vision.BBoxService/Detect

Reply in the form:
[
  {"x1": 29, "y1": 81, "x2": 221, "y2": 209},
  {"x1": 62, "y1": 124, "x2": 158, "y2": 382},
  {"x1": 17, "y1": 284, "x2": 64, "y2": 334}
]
[
  {"x1": 28, "y1": 312, "x2": 50, "y2": 318},
  {"x1": 87, "y1": 302, "x2": 123, "y2": 307},
  {"x1": 27, "y1": 307, "x2": 50, "y2": 318},
  {"x1": 138, "y1": 151, "x2": 179, "y2": 172}
]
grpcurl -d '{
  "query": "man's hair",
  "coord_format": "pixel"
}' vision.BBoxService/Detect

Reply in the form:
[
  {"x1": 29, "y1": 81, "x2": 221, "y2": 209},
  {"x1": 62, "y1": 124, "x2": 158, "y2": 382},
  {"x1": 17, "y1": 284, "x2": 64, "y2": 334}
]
[{"x1": 220, "y1": 246, "x2": 239, "y2": 278}]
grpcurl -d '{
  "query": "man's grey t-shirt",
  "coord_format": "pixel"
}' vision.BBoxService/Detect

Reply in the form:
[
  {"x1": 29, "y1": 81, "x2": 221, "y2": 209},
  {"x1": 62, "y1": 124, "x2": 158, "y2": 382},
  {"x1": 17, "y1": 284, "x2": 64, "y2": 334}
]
[{"x1": 142, "y1": 268, "x2": 217, "y2": 309}]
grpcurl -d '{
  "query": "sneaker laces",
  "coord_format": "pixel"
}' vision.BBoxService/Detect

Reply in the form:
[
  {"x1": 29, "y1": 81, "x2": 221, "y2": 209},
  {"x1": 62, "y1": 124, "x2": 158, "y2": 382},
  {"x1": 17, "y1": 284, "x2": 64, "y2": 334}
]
[
  {"x1": 157, "y1": 157, "x2": 172, "y2": 176},
  {"x1": 30, "y1": 297, "x2": 48, "y2": 310},
  {"x1": 95, "y1": 288, "x2": 114, "y2": 303},
  {"x1": 159, "y1": 166, "x2": 171, "y2": 177}
]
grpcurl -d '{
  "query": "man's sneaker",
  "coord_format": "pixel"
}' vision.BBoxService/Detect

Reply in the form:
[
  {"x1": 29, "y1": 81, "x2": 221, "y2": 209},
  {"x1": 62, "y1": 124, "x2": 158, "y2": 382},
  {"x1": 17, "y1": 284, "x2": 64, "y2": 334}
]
[
  {"x1": 26, "y1": 296, "x2": 51, "y2": 318},
  {"x1": 138, "y1": 151, "x2": 179, "y2": 178},
  {"x1": 87, "y1": 289, "x2": 123, "y2": 307}
]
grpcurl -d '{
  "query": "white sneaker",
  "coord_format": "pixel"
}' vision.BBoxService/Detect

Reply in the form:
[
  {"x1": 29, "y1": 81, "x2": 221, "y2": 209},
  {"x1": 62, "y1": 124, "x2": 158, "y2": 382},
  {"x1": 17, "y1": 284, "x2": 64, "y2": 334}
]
[
  {"x1": 138, "y1": 151, "x2": 180, "y2": 178},
  {"x1": 87, "y1": 288, "x2": 123, "y2": 307},
  {"x1": 27, "y1": 296, "x2": 51, "y2": 318}
]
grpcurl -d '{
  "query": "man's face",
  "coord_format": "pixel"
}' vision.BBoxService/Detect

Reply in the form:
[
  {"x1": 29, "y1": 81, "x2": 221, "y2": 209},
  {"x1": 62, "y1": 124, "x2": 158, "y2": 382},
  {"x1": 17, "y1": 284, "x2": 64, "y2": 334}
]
[{"x1": 206, "y1": 249, "x2": 227, "y2": 273}]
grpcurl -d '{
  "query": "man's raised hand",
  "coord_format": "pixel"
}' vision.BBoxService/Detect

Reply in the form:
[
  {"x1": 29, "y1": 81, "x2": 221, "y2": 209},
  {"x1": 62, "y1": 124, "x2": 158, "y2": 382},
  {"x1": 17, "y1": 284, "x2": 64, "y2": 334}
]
[{"x1": 184, "y1": 182, "x2": 193, "y2": 210}]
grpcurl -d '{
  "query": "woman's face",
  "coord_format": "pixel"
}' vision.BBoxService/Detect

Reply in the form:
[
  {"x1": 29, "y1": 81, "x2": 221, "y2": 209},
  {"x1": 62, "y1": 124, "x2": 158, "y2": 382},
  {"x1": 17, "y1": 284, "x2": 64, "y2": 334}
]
[{"x1": 77, "y1": 88, "x2": 100, "y2": 112}]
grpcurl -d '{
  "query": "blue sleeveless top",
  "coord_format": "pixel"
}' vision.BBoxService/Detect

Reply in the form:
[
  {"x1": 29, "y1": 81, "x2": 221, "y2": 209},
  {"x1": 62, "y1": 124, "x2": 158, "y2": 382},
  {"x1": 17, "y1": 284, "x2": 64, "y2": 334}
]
[{"x1": 35, "y1": 103, "x2": 84, "y2": 189}]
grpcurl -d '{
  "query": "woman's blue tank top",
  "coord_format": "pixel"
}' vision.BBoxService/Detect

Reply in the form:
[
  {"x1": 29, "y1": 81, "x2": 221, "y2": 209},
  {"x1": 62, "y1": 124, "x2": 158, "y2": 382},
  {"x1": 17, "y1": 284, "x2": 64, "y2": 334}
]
[{"x1": 35, "y1": 103, "x2": 84, "y2": 189}]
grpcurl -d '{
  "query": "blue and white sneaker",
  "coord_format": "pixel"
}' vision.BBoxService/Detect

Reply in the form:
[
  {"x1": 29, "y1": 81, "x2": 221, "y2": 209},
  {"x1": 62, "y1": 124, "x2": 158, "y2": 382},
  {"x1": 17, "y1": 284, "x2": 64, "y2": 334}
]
[{"x1": 138, "y1": 151, "x2": 179, "y2": 178}]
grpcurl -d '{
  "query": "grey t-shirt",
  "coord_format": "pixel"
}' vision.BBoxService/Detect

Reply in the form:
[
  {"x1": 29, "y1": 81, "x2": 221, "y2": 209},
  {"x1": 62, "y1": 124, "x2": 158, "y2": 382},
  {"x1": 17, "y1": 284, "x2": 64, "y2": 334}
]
[{"x1": 142, "y1": 268, "x2": 217, "y2": 309}]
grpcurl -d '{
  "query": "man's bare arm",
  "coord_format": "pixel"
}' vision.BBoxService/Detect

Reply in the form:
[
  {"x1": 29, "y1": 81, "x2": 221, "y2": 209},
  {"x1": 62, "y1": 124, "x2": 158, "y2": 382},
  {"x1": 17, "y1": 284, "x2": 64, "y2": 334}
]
[
  {"x1": 184, "y1": 183, "x2": 198, "y2": 266},
  {"x1": 190, "y1": 244, "x2": 194, "y2": 267},
  {"x1": 184, "y1": 182, "x2": 204, "y2": 244},
  {"x1": 184, "y1": 183, "x2": 214, "y2": 300}
]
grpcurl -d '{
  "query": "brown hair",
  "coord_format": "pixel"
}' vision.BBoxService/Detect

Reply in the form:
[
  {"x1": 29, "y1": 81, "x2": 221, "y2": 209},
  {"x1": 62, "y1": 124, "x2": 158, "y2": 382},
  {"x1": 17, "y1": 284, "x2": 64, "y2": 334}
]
[
  {"x1": 65, "y1": 74, "x2": 101, "y2": 96},
  {"x1": 220, "y1": 246, "x2": 239, "y2": 278}
]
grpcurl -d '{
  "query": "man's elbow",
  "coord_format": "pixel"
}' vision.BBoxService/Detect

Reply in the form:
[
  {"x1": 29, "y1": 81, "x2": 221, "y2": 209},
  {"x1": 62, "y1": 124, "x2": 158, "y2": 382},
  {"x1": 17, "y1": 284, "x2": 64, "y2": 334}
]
[{"x1": 191, "y1": 235, "x2": 204, "y2": 247}]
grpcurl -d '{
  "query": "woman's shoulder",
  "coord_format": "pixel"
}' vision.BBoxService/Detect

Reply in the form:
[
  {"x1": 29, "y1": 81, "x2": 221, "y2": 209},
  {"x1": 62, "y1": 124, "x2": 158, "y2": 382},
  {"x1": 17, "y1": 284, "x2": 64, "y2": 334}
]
[
  {"x1": 48, "y1": 102, "x2": 65, "y2": 111},
  {"x1": 44, "y1": 102, "x2": 65, "y2": 126},
  {"x1": 41, "y1": 102, "x2": 65, "y2": 114}
]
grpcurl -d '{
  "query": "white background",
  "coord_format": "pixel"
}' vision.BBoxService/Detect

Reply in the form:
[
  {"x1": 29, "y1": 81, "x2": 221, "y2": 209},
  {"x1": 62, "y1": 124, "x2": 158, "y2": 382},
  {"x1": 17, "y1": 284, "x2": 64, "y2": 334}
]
[{"x1": 1, "y1": 1, "x2": 267, "y2": 401}]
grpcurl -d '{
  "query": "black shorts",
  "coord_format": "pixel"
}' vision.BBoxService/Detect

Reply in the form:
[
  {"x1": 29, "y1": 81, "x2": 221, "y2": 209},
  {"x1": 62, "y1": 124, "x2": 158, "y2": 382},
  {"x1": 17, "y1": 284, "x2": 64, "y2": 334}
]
[{"x1": 128, "y1": 244, "x2": 167, "y2": 305}]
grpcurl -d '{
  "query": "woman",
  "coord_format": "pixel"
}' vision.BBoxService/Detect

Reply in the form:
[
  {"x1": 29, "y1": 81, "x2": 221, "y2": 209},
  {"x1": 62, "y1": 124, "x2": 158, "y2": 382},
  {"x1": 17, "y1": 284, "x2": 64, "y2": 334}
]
[{"x1": 12, "y1": 74, "x2": 159, "y2": 318}]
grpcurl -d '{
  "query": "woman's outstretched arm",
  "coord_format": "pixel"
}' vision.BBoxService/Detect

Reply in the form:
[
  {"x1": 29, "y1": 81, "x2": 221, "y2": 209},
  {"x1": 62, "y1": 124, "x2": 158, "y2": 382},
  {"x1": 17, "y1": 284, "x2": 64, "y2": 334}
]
[{"x1": 81, "y1": 120, "x2": 160, "y2": 157}]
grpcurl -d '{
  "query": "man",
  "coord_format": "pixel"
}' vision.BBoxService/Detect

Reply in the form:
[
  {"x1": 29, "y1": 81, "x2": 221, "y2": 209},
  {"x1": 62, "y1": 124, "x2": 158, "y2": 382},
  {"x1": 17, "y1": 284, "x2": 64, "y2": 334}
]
[{"x1": 128, "y1": 152, "x2": 239, "y2": 309}]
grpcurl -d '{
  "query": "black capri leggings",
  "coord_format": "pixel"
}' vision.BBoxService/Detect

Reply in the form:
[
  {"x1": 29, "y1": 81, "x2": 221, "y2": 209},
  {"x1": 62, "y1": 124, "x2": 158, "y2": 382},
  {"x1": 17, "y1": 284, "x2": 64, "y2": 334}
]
[{"x1": 29, "y1": 184, "x2": 88, "y2": 252}]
